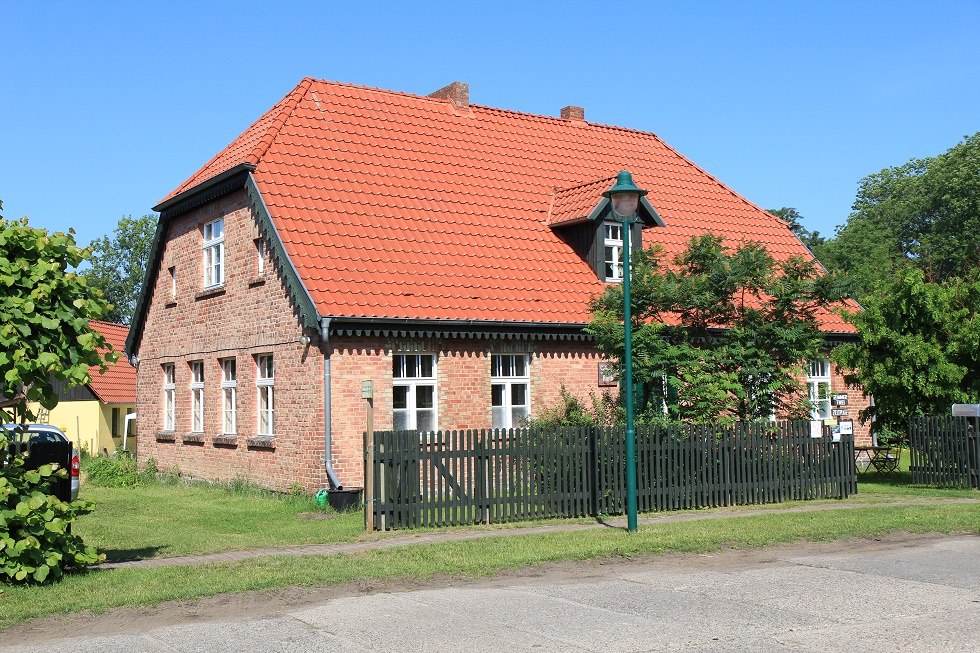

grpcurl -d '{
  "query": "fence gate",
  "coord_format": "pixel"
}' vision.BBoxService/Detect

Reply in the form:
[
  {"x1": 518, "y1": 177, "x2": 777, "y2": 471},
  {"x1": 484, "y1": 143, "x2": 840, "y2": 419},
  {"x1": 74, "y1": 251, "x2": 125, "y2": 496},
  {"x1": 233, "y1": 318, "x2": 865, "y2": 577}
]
[{"x1": 909, "y1": 416, "x2": 980, "y2": 488}]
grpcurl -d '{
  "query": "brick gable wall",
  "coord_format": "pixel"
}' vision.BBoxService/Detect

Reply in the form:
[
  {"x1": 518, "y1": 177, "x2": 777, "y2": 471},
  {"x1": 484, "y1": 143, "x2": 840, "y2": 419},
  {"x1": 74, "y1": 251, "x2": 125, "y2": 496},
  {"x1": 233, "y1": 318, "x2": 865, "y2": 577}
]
[{"x1": 133, "y1": 190, "x2": 326, "y2": 492}]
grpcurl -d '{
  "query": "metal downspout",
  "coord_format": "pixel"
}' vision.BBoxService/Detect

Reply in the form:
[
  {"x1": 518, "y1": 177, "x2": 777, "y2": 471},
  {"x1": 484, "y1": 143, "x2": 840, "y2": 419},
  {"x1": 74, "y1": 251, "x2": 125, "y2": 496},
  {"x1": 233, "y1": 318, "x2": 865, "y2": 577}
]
[{"x1": 321, "y1": 317, "x2": 341, "y2": 489}]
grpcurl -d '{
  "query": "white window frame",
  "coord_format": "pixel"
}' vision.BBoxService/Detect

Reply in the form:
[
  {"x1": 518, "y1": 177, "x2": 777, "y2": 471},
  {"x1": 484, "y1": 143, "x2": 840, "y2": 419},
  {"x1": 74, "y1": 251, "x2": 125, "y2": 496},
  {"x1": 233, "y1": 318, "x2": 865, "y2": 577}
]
[
  {"x1": 189, "y1": 361, "x2": 204, "y2": 432},
  {"x1": 256, "y1": 354, "x2": 274, "y2": 436},
  {"x1": 221, "y1": 358, "x2": 237, "y2": 435},
  {"x1": 203, "y1": 218, "x2": 225, "y2": 288},
  {"x1": 392, "y1": 353, "x2": 437, "y2": 432},
  {"x1": 491, "y1": 354, "x2": 530, "y2": 429},
  {"x1": 807, "y1": 359, "x2": 832, "y2": 421},
  {"x1": 255, "y1": 238, "x2": 266, "y2": 275},
  {"x1": 162, "y1": 363, "x2": 176, "y2": 431},
  {"x1": 603, "y1": 221, "x2": 624, "y2": 282}
]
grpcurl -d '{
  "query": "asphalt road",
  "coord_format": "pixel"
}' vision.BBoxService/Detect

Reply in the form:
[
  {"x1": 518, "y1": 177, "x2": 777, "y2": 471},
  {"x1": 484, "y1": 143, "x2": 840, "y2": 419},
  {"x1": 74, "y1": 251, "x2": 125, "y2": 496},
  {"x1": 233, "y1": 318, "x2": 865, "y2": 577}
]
[{"x1": 5, "y1": 534, "x2": 979, "y2": 652}]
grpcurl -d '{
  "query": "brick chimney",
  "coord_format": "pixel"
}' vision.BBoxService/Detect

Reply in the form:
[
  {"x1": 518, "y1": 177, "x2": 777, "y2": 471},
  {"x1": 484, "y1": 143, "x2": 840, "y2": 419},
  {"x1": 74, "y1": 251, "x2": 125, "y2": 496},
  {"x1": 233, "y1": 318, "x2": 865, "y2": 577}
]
[
  {"x1": 561, "y1": 105, "x2": 585, "y2": 121},
  {"x1": 428, "y1": 82, "x2": 469, "y2": 110}
]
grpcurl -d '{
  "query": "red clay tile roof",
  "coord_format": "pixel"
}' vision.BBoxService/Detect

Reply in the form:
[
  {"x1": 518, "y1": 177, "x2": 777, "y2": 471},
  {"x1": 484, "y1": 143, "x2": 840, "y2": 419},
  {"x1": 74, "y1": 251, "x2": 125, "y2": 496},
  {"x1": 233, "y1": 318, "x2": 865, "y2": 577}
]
[
  {"x1": 164, "y1": 78, "x2": 856, "y2": 333},
  {"x1": 87, "y1": 321, "x2": 136, "y2": 404},
  {"x1": 548, "y1": 176, "x2": 616, "y2": 226}
]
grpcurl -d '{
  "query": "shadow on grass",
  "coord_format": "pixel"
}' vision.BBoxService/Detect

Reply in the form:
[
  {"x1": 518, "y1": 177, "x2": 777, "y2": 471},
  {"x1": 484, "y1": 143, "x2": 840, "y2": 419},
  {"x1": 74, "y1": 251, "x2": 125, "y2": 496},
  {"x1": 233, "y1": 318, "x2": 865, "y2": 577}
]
[
  {"x1": 101, "y1": 546, "x2": 167, "y2": 562},
  {"x1": 857, "y1": 471, "x2": 913, "y2": 487}
]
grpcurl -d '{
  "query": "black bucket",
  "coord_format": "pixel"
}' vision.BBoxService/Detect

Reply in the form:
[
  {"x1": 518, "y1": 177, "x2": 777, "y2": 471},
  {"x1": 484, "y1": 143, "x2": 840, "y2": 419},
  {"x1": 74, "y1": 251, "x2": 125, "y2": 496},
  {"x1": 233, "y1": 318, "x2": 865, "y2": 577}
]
[{"x1": 327, "y1": 487, "x2": 363, "y2": 512}]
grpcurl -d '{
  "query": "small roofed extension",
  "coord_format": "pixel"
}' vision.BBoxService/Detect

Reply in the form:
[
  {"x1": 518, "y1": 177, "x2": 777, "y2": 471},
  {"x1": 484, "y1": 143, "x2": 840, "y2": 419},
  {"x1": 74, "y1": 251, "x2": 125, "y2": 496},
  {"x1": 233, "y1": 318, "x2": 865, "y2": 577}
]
[
  {"x1": 127, "y1": 78, "x2": 868, "y2": 493},
  {"x1": 32, "y1": 320, "x2": 137, "y2": 456}
]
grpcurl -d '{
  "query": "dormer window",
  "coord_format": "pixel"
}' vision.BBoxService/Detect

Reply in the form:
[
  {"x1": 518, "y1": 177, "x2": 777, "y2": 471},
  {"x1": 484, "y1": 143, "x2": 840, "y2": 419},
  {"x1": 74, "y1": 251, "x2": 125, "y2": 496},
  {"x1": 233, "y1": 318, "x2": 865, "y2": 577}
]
[
  {"x1": 603, "y1": 221, "x2": 624, "y2": 282},
  {"x1": 548, "y1": 172, "x2": 663, "y2": 283},
  {"x1": 203, "y1": 218, "x2": 225, "y2": 288}
]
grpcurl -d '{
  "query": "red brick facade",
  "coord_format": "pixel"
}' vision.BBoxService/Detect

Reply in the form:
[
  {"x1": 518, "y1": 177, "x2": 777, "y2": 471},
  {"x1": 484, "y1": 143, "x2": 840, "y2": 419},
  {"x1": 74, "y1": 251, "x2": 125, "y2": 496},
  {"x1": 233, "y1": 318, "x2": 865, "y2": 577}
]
[
  {"x1": 133, "y1": 191, "x2": 870, "y2": 492},
  {"x1": 134, "y1": 190, "x2": 325, "y2": 491}
]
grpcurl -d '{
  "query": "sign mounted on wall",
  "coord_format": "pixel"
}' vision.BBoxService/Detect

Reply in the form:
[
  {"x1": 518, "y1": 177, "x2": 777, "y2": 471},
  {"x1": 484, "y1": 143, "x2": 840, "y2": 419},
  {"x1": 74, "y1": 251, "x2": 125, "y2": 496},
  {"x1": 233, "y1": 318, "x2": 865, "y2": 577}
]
[
  {"x1": 831, "y1": 393, "x2": 849, "y2": 406},
  {"x1": 598, "y1": 362, "x2": 618, "y2": 387},
  {"x1": 832, "y1": 408, "x2": 849, "y2": 416}
]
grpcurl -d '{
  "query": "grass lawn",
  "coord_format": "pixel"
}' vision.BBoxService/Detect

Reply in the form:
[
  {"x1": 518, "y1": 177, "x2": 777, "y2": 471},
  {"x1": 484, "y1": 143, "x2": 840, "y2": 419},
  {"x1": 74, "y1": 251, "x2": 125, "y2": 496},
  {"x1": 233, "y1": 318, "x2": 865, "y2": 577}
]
[
  {"x1": 2, "y1": 471, "x2": 976, "y2": 632},
  {"x1": 74, "y1": 483, "x2": 365, "y2": 561}
]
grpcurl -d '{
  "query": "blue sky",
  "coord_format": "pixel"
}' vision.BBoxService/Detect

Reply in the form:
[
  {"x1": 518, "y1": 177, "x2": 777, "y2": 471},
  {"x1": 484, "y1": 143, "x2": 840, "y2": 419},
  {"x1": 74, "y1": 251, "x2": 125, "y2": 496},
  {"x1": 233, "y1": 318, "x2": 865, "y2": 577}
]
[{"x1": 2, "y1": 1, "x2": 978, "y2": 248}]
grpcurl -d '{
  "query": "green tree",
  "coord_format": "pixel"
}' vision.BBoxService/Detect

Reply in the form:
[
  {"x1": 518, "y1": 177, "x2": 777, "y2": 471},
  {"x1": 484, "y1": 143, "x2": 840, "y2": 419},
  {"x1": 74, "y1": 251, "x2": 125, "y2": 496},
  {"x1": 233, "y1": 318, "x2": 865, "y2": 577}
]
[
  {"x1": 832, "y1": 267, "x2": 980, "y2": 434},
  {"x1": 0, "y1": 201, "x2": 110, "y2": 583},
  {"x1": 587, "y1": 235, "x2": 845, "y2": 424},
  {"x1": 767, "y1": 207, "x2": 826, "y2": 253},
  {"x1": 85, "y1": 214, "x2": 157, "y2": 324},
  {"x1": 0, "y1": 201, "x2": 116, "y2": 419},
  {"x1": 818, "y1": 133, "x2": 980, "y2": 299}
]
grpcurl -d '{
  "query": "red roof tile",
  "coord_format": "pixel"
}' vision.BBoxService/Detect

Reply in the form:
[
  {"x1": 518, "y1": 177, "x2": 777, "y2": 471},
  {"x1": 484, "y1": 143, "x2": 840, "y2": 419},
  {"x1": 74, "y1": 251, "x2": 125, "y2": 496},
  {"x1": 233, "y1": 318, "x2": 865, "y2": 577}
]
[
  {"x1": 87, "y1": 321, "x2": 136, "y2": 404},
  {"x1": 164, "y1": 78, "x2": 857, "y2": 333}
]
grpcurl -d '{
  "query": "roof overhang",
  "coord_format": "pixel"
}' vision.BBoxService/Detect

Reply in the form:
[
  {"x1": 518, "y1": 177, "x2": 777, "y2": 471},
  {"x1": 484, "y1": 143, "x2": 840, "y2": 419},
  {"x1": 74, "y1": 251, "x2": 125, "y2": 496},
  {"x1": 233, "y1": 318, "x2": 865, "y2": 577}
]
[{"x1": 323, "y1": 316, "x2": 593, "y2": 341}]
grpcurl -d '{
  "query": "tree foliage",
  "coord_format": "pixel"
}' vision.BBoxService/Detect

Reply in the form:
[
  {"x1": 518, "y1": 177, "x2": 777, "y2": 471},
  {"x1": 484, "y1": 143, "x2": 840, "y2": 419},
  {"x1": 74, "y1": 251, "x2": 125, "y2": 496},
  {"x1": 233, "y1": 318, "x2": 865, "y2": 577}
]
[
  {"x1": 0, "y1": 201, "x2": 116, "y2": 420},
  {"x1": 818, "y1": 132, "x2": 980, "y2": 299},
  {"x1": 587, "y1": 235, "x2": 845, "y2": 424},
  {"x1": 0, "y1": 201, "x2": 110, "y2": 583},
  {"x1": 832, "y1": 267, "x2": 980, "y2": 434},
  {"x1": 85, "y1": 214, "x2": 157, "y2": 324},
  {"x1": 767, "y1": 207, "x2": 826, "y2": 253},
  {"x1": 0, "y1": 428, "x2": 103, "y2": 584}
]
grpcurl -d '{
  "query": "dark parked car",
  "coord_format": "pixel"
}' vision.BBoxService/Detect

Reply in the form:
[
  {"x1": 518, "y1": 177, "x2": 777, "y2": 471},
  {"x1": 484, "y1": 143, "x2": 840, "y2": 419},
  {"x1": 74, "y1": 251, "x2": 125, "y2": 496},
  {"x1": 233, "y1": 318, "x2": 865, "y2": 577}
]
[{"x1": 3, "y1": 423, "x2": 80, "y2": 501}]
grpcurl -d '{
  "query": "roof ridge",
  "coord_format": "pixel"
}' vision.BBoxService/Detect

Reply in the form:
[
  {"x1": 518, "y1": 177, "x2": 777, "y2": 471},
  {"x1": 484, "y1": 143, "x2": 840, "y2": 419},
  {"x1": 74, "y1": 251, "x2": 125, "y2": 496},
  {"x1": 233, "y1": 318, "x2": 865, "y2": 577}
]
[{"x1": 247, "y1": 77, "x2": 314, "y2": 165}]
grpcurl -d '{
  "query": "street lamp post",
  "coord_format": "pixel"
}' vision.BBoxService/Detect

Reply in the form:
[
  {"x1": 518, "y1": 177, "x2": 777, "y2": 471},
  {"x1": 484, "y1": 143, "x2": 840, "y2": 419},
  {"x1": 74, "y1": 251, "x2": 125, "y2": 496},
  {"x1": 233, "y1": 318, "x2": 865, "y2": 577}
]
[{"x1": 603, "y1": 170, "x2": 647, "y2": 533}]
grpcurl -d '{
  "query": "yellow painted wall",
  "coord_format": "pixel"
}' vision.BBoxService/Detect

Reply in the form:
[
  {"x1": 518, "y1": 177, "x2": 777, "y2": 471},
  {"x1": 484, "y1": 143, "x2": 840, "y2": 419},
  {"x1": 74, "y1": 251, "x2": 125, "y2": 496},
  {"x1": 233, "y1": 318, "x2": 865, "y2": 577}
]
[{"x1": 29, "y1": 401, "x2": 136, "y2": 456}]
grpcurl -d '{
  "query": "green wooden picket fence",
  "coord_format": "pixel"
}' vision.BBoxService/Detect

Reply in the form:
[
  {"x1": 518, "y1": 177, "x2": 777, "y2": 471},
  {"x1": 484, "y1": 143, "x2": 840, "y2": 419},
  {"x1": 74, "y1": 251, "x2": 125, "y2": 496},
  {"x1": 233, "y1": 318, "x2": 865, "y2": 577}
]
[
  {"x1": 909, "y1": 416, "x2": 980, "y2": 488},
  {"x1": 368, "y1": 421, "x2": 856, "y2": 530}
]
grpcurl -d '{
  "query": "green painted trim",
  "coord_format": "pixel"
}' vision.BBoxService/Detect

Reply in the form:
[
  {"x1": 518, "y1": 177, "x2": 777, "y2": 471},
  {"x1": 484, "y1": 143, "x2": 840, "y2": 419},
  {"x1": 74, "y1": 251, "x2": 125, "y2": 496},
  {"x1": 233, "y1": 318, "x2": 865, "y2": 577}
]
[
  {"x1": 583, "y1": 197, "x2": 664, "y2": 227},
  {"x1": 243, "y1": 175, "x2": 320, "y2": 332},
  {"x1": 125, "y1": 217, "x2": 170, "y2": 358},
  {"x1": 152, "y1": 164, "x2": 256, "y2": 213},
  {"x1": 326, "y1": 316, "x2": 593, "y2": 341}
]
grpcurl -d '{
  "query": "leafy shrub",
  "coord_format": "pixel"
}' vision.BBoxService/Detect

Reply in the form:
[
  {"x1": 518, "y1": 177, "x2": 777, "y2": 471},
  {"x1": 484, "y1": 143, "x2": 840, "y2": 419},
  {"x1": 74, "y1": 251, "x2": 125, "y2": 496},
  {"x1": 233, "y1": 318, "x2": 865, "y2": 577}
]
[
  {"x1": 83, "y1": 453, "x2": 171, "y2": 488},
  {"x1": 528, "y1": 386, "x2": 620, "y2": 428},
  {"x1": 1, "y1": 432, "x2": 103, "y2": 584},
  {"x1": 84, "y1": 453, "x2": 141, "y2": 487}
]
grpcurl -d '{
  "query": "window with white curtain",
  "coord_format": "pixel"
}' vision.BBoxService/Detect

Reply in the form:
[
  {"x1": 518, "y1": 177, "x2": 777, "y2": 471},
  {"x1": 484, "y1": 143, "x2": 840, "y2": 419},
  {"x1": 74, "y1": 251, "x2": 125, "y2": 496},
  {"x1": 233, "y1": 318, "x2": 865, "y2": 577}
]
[
  {"x1": 491, "y1": 354, "x2": 529, "y2": 429},
  {"x1": 392, "y1": 353, "x2": 437, "y2": 432},
  {"x1": 256, "y1": 354, "x2": 274, "y2": 435}
]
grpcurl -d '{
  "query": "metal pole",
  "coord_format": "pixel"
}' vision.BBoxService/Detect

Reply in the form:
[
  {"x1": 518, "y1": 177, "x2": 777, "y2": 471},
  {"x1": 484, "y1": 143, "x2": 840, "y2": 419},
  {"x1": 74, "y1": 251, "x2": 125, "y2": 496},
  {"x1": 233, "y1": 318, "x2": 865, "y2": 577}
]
[{"x1": 622, "y1": 216, "x2": 638, "y2": 533}]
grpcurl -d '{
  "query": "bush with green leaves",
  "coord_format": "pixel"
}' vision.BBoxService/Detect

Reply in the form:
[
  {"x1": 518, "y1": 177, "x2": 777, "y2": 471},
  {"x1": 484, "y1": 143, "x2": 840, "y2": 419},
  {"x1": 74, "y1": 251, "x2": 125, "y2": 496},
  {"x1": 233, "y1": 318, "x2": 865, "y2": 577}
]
[
  {"x1": 0, "y1": 431, "x2": 103, "y2": 584},
  {"x1": 83, "y1": 453, "x2": 141, "y2": 488}
]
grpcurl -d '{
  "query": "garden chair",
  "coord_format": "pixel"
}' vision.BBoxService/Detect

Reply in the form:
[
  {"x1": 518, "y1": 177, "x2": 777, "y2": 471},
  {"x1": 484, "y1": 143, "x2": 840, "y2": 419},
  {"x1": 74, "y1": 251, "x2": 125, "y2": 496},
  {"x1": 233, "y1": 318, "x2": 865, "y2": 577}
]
[{"x1": 870, "y1": 446, "x2": 901, "y2": 476}]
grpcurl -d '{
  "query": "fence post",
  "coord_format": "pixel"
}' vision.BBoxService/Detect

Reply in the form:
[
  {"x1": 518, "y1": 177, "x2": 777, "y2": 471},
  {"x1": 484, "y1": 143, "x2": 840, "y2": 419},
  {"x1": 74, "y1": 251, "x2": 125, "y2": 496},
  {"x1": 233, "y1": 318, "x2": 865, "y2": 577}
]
[
  {"x1": 588, "y1": 426, "x2": 599, "y2": 517},
  {"x1": 363, "y1": 392, "x2": 375, "y2": 532}
]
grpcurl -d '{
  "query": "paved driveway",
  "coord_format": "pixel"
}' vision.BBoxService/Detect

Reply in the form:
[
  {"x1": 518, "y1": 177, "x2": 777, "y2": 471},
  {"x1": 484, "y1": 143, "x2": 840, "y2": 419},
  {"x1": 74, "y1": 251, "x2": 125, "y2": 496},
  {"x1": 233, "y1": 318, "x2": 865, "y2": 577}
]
[{"x1": 5, "y1": 534, "x2": 979, "y2": 652}]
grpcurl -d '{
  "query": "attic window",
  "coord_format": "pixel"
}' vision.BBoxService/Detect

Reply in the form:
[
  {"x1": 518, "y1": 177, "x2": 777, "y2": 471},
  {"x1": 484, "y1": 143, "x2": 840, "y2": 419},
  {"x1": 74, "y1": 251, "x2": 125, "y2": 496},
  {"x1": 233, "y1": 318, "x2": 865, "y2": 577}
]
[
  {"x1": 603, "y1": 221, "x2": 624, "y2": 282},
  {"x1": 203, "y1": 218, "x2": 225, "y2": 288},
  {"x1": 255, "y1": 238, "x2": 265, "y2": 275}
]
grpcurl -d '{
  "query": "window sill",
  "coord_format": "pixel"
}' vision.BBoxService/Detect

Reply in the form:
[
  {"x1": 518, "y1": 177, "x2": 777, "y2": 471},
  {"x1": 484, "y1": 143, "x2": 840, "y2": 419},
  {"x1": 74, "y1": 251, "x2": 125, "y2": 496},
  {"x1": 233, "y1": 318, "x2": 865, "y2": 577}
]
[
  {"x1": 164, "y1": 300, "x2": 177, "y2": 308},
  {"x1": 213, "y1": 434, "x2": 239, "y2": 447},
  {"x1": 195, "y1": 286, "x2": 226, "y2": 301},
  {"x1": 182, "y1": 433, "x2": 205, "y2": 445},
  {"x1": 247, "y1": 276, "x2": 266, "y2": 287},
  {"x1": 247, "y1": 435, "x2": 276, "y2": 450},
  {"x1": 156, "y1": 431, "x2": 176, "y2": 442}
]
